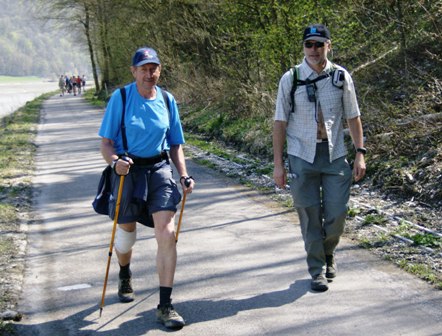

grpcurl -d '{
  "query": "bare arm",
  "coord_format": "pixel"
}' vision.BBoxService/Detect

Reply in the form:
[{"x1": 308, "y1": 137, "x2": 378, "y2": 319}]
[
  {"x1": 100, "y1": 137, "x2": 132, "y2": 175},
  {"x1": 273, "y1": 120, "x2": 287, "y2": 189},
  {"x1": 347, "y1": 116, "x2": 366, "y2": 182},
  {"x1": 170, "y1": 144, "x2": 194, "y2": 193}
]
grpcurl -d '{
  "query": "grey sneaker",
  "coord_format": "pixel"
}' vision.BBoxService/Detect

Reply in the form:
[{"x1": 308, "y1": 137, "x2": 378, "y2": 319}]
[
  {"x1": 118, "y1": 278, "x2": 135, "y2": 303},
  {"x1": 156, "y1": 303, "x2": 185, "y2": 329},
  {"x1": 326, "y1": 255, "x2": 337, "y2": 279},
  {"x1": 311, "y1": 274, "x2": 329, "y2": 292}
]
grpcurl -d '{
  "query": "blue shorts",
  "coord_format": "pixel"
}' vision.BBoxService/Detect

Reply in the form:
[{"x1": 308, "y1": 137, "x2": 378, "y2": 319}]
[{"x1": 108, "y1": 160, "x2": 182, "y2": 227}]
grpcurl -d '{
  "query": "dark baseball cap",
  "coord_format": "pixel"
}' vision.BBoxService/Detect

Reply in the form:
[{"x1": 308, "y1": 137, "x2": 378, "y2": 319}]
[
  {"x1": 303, "y1": 24, "x2": 331, "y2": 42},
  {"x1": 132, "y1": 47, "x2": 161, "y2": 67}
]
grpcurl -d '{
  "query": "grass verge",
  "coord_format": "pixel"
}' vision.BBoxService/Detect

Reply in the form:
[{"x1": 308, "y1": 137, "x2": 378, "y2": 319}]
[
  {"x1": 0, "y1": 92, "x2": 53, "y2": 334},
  {"x1": 0, "y1": 76, "x2": 46, "y2": 83}
]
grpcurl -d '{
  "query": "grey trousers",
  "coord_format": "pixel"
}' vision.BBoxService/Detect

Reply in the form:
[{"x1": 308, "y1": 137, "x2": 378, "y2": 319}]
[{"x1": 288, "y1": 143, "x2": 352, "y2": 277}]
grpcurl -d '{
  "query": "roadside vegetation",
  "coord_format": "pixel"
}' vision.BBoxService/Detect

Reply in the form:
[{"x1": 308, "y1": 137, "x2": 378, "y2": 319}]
[
  {"x1": 0, "y1": 76, "x2": 44, "y2": 84},
  {"x1": 36, "y1": 0, "x2": 441, "y2": 208},
  {"x1": 0, "y1": 92, "x2": 53, "y2": 333}
]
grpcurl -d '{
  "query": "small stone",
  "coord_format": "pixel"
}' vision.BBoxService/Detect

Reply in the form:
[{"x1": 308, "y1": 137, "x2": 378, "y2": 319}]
[{"x1": 0, "y1": 309, "x2": 23, "y2": 321}]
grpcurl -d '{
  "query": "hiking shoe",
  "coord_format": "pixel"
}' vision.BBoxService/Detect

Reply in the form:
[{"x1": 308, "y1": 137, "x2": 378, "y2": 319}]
[
  {"x1": 311, "y1": 274, "x2": 329, "y2": 292},
  {"x1": 326, "y1": 255, "x2": 337, "y2": 279},
  {"x1": 118, "y1": 278, "x2": 135, "y2": 303},
  {"x1": 156, "y1": 303, "x2": 185, "y2": 329}
]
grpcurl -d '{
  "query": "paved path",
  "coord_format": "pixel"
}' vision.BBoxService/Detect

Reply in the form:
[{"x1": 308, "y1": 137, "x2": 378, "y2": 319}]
[{"x1": 15, "y1": 94, "x2": 442, "y2": 335}]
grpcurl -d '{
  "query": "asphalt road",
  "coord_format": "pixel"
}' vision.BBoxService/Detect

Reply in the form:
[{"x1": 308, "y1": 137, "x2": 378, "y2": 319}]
[{"x1": 15, "y1": 93, "x2": 442, "y2": 335}]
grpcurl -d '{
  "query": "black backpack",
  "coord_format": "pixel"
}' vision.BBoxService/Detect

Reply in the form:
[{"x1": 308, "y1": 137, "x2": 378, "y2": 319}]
[{"x1": 289, "y1": 64, "x2": 344, "y2": 113}]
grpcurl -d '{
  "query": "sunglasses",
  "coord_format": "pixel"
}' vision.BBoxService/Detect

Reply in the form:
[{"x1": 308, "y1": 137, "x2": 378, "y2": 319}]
[{"x1": 304, "y1": 41, "x2": 325, "y2": 48}]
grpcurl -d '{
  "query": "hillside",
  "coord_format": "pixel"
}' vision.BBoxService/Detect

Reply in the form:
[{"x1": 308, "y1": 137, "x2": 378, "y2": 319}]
[
  {"x1": 0, "y1": 0, "x2": 90, "y2": 78},
  {"x1": 356, "y1": 41, "x2": 441, "y2": 206}
]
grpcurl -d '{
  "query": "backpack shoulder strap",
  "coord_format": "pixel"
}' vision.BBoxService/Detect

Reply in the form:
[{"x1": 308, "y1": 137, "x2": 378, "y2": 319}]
[
  {"x1": 330, "y1": 63, "x2": 345, "y2": 89},
  {"x1": 119, "y1": 86, "x2": 172, "y2": 154},
  {"x1": 160, "y1": 88, "x2": 173, "y2": 151},
  {"x1": 120, "y1": 87, "x2": 128, "y2": 152},
  {"x1": 290, "y1": 65, "x2": 300, "y2": 113},
  {"x1": 160, "y1": 88, "x2": 171, "y2": 123}
]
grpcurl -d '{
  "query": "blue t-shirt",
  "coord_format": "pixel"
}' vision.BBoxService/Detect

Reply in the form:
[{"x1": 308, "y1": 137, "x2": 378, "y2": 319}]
[{"x1": 99, "y1": 83, "x2": 185, "y2": 157}]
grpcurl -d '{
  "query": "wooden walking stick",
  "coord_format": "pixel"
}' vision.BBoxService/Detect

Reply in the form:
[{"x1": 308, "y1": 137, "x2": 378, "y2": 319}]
[
  {"x1": 175, "y1": 178, "x2": 191, "y2": 243},
  {"x1": 99, "y1": 174, "x2": 125, "y2": 317},
  {"x1": 175, "y1": 192, "x2": 187, "y2": 243}
]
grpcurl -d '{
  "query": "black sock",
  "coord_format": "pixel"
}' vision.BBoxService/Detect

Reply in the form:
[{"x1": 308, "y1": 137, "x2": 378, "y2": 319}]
[
  {"x1": 119, "y1": 263, "x2": 131, "y2": 279},
  {"x1": 159, "y1": 286, "x2": 173, "y2": 306}
]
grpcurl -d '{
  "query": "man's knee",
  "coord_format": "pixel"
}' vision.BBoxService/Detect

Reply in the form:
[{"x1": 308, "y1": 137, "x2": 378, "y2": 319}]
[
  {"x1": 324, "y1": 206, "x2": 347, "y2": 237},
  {"x1": 115, "y1": 226, "x2": 137, "y2": 254},
  {"x1": 153, "y1": 211, "x2": 175, "y2": 229},
  {"x1": 152, "y1": 211, "x2": 176, "y2": 245}
]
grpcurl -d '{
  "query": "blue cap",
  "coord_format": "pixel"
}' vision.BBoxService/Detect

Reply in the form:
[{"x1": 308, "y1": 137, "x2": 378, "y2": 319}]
[
  {"x1": 303, "y1": 24, "x2": 331, "y2": 42},
  {"x1": 132, "y1": 47, "x2": 161, "y2": 66}
]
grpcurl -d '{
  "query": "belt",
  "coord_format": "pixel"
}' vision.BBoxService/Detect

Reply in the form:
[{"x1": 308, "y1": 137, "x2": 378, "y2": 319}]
[
  {"x1": 316, "y1": 138, "x2": 328, "y2": 143},
  {"x1": 129, "y1": 151, "x2": 169, "y2": 165}
]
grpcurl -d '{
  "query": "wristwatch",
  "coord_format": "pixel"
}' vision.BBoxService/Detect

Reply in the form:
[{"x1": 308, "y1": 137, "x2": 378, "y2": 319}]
[
  {"x1": 356, "y1": 147, "x2": 367, "y2": 155},
  {"x1": 111, "y1": 158, "x2": 119, "y2": 170}
]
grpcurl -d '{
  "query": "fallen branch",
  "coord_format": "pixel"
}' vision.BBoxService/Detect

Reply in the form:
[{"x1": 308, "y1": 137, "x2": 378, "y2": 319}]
[
  {"x1": 396, "y1": 112, "x2": 442, "y2": 126},
  {"x1": 351, "y1": 45, "x2": 399, "y2": 75}
]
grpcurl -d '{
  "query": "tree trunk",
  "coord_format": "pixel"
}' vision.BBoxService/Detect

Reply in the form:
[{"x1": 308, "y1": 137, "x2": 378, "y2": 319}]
[
  {"x1": 83, "y1": 3, "x2": 100, "y2": 93},
  {"x1": 395, "y1": 0, "x2": 408, "y2": 76},
  {"x1": 98, "y1": 0, "x2": 110, "y2": 92}
]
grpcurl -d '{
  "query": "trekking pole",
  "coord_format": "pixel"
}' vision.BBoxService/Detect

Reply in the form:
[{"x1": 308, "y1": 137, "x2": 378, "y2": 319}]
[
  {"x1": 99, "y1": 174, "x2": 125, "y2": 317},
  {"x1": 175, "y1": 178, "x2": 191, "y2": 243}
]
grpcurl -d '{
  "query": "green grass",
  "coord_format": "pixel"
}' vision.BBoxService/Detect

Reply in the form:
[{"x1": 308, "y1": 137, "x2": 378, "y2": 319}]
[
  {"x1": 0, "y1": 95, "x2": 43, "y2": 183},
  {"x1": 83, "y1": 88, "x2": 106, "y2": 108},
  {"x1": 393, "y1": 222, "x2": 441, "y2": 248},
  {"x1": 0, "y1": 204, "x2": 17, "y2": 231},
  {"x1": 0, "y1": 237, "x2": 14, "y2": 255},
  {"x1": 191, "y1": 157, "x2": 218, "y2": 170},
  {"x1": 186, "y1": 134, "x2": 228, "y2": 157},
  {"x1": 0, "y1": 320, "x2": 16, "y2": 336},
  {"x1": 362, "y1": 213, "x2": 387, "y2": 226},
  {"x1": 0, "y1": 91, "x2": 49, "y2": 330},
  {"x1": 406, "y1": 233, "x2": 441, "y2": 248},
  {"x1": 398, "y1": 260, "x2": 442, "y2": 289},
  {"x1": 0, "y1": 75, "x2": 44, "y2": 83},
  {"x1": 347, "y1": 207, "x2": 361, "y2": 218}
]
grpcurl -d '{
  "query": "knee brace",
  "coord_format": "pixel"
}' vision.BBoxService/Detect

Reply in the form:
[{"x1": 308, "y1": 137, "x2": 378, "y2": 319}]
[{"x1": 114, "y1": 227, "x2": 136, "y2": 254}]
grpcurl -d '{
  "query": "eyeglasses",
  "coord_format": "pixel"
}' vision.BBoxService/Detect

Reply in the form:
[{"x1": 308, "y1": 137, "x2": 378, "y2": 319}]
[{"x1": 304, "y1": 41, "x2": 325, "y2": 49}]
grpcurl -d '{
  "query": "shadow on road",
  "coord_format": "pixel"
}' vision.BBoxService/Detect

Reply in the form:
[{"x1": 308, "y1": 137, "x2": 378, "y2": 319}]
[{"x1": 13, "y1": 280, "x2": 309, "y2": 335}]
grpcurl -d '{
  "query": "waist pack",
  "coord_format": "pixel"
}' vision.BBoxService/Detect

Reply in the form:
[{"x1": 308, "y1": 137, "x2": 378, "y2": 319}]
[
  {"x1": 91, "y1": 166, "x2": 154, "y2": 227},
  {"x1": 92, "y1": 165, "x2": 112, "y2": 215}
]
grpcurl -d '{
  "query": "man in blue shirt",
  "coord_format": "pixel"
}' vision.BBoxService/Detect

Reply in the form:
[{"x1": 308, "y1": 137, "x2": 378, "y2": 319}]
[{"x1": 99, "y1": 47, "x2": 194, "y2": 329}]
